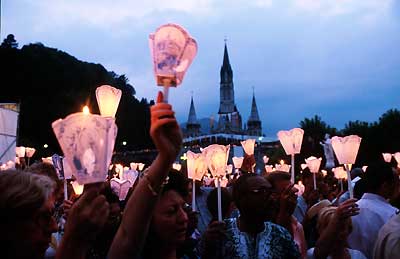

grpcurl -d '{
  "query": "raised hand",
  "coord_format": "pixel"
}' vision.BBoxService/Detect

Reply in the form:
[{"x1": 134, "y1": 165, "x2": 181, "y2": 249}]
[
  {"x1": 150, "y1": 91, "x2": 182, "y2": 164},
  {"x1": 335, "y1": 198, "x2": 359, "y2": 220}
]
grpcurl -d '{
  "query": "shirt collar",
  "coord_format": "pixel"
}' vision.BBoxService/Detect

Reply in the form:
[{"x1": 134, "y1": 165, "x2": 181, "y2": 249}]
[{"x1": 361, "y1": 193, "x2": 388, "y2": 203}]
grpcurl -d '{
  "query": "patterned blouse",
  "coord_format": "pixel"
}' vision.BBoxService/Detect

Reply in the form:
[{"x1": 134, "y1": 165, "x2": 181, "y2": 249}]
[{"x1": 216, "y1": 218, "x2": 301, "y2": 259}]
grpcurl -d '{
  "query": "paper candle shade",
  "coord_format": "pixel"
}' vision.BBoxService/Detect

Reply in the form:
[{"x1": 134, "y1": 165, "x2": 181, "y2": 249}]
[
  {"x1": 331, "y1": 135, "x2": 362, "y2": 165},
  {"x1": 301, "y1": 163, "x2": 308, "y2": 170},
  {"x1": 149, "y1": 23, "x2": 197, "y2": 87},
  {"x1": 172, "y1": 163, "x2": 182, "y2": 171},
  {"x1": 42, "y1": 157, "x2": 53, "y2": 164},
  {"x1": 15, "y1": 146, "x2": 25, "y2": 158},
  {"x1": 25, "y1": 147, "x2": 36, "y2": 158},
  {"x1": 138, "y1": 163, "x2": 145, "y2": 171},
  {"x1": 265, "y1": 165, "x2": 274, "y2": 173},
  {"x1": 275, "y1": 163, "x2": 291, "y2": 173},
  {"x1": 110, "y1": 178, "x2": 131, "y2": 201},
  {"x1": 305, "y1": 156, "x2": 322, "y2": 173},
  {"x1": 393, "y1": 152, "x2": 400, "y2": 167},
  {"x1": 96, "y1": 85, "x2": 122, "y2": 118},
  {"x1": 52, "y1": 112, "x2": 117, "y2": 185},
  {"x1": 263, "y1": 155, "x2": 269, "y2": 164},
  {"x1": 241, "y1": 139, "x2": 255, "y2": 155},
  {"x1": 202, "y1": 144, "x2": 230, "y2": 178},
  {"x1": 115, "y1": 164, "x2": 124, "y2": 179},
  {"x1": 130, "y1": 162, "x2": 138, "y2": 171},
  {"x1": 277, "y1": 128, "x2": 304, "y2": 155},
  {"x1": 232, "y1": 157, "x2": 244, "y2": 169},
  {"x1": 321, "y1": 170, "x2": 327, "y2": 177},
  {"x1": 294, "y1": 181, "x2": 305, "y2": 196},
  {"x1": 226, "y1": 164, "x2": 233, "y2": 175},
  {"x1": 382, "y1": 153, "x2": 393, "y2": 163},
  {"x1": 333, "y1": 167, "x2": 347, "y2": 180},
  {"x1": 362, "y1": 166, "x2": 368, "y2": 172},
  {"x1": 71, "y1": 181, "x2": 84, "y2": 195},
  {"x1": 122, "y1": 170, "x2": 139, "y2": 186},
  {"x1": 187, "y1": 151, "x2": 207, "y2": 181}
]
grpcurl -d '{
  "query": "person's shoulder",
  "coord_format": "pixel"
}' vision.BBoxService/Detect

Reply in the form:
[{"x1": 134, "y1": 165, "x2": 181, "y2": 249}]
[
  {"x1": 265, "y1": 221, "x2": 292, "y2": 239},
  {"x1": 348, "y1": 248, "x2": 367, "y2": 259}
]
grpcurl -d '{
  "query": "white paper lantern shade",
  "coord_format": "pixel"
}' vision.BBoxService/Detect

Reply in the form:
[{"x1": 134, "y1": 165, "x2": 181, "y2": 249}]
[
  {"x1": 393, "y1": 152, "x2": 400, "y2": 168},
  {"x1": 25, "y1": 147, "x2": 36, "y2": 158},
  {"x1": 275, "y1": 163, "x2": 291, "y2": 173},
  {"x1": 42, "y1": 157, "x2": 53, "y2": 165},
  {"x1": 122, "y1": 170, "x2": 139, "y2": 186},
  {"x1": 277, "y1": 128, "x2": 304, "y2": 155},
  {"x1": 241, "y1": 139, "x2": 255, "y2": 155},
  {"x1": 331, "y1": 135, "x2": 362, "y2": 165},
  {"x1": 382, "y1": 153, "x2": 393, "y2": 163},
  {"x1": 110, "y1": 178, "x2": 131, "y2": 201},
  {"x1": 138, "y1": 163, "x2": 145, "y2": 171},
  {"x1": 95, "y1": 85, "x2": 122, "y2": 118},
  {"x1": 149, "y1": 23, "x2": 197, "y2": 87},
  {"x1": 232, "y1": 157, "x2": 244, "y2": 170},
  {"x1": 130, "y1": 162, "x2": 138, "y2": 171},
  {"x1": 15, "y1": 146, "x2": 25, "y2": 158},
  {"x1": 214, "y1": 176, "x2": 228, "y2": 188},
  {"x1": 71, "y1": 181, "x2": 84, "y2": 196},
  {"x1": 305, "y1": 156, "x2": 322, "y2": 173},
  {"x1": 362, "y1": 166, "x2": 368, "y2": 172},
  {"x1": 263, "y1": 155, "x2": 269, "y2": 164},
  {"x1": 333, "y1": 167, "x2": 348, "y2": 180},
  {"x1": 114, "y1": 164, "x2": 124, "y2": 179},
  {"x1": 294, "y1": 181, "x2": 305, "y2": 196},
  {"x1": 52, "y1": 112, "x2": 117, "y2": 185},
  {"x1": 186, "y1": 151, "x2": 207, "y2": 181},
  {"x1": 172, "y1": 163, "x2": 182, "y2": 171},
  {"x1": 265, "y1": 165, "x2": 274, "y2": 173},
  {"x1": 226, "y1": 164, "x2": 233, "y2": 175},
  {"x1": 321, "y1": 170, "x2": 327, "y2": 177},
  {"x1": 202, "y1": 144, "x2": 230, "y2": 178},
  {"x1": 301, "y1": 164, "x2": 308, "y2": 170}
]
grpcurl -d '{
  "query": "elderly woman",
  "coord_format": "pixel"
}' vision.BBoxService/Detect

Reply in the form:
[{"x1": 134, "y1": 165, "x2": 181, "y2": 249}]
[
  {"x1": 0, "y1": 170, "x2": 58, "y2": 259},
  {"x1": 307, "y1": 199, "x2": 366, "y2": 259}
]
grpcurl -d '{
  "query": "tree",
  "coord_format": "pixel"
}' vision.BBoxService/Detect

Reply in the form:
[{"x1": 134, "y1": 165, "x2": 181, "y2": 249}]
[{"x1": 1, "y1": 34, "x2": 18, "y2": 49}]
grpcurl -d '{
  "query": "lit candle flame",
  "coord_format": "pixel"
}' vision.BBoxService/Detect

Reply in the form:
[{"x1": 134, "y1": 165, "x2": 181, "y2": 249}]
[{"x1": 83, "y1": 106, "x2": 90, "y2": 115}]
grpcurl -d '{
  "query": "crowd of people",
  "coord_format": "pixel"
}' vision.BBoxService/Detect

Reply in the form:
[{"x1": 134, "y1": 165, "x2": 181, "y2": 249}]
[{"x1": 1, "y1": 92, "x2": 400, "y2": 259}]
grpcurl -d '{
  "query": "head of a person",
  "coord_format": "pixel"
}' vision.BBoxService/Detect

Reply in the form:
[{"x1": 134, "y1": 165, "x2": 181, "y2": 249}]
[
  {"x1": 0, "y1": 170, "x2": 58, "y2": 259},
  {"x1": 149, "y1": 169, "x2": 189, "y2": 248},
  {"x1": 232, "y1": 173, "x2": 272, "y2": 222},
  {"x1": 317, "y1": 206, "x2": 352, "y2": 245},
  {"x1": 207, "y1": 187, "x2": 233, "y2": 221},
  {"x1": 27, "y1": 162, "x2": 63, "y2": 201},
  {"x1": 363, "y1": 162, "x2": 399, "y2": 199},
  {"x1": 266, "y1": 171, "x2": 295, "y2": 219}
]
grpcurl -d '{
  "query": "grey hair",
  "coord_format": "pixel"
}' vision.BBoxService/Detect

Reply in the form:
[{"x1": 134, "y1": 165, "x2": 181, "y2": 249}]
[{"x1": 0, "y1": 170, "x2": 56, "y2": 222}]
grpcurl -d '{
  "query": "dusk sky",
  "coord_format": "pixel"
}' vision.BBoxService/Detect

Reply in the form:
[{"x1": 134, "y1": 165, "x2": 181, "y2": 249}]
[{"x1": 2, "y1": 0, "x2": 400, "y2": 137}]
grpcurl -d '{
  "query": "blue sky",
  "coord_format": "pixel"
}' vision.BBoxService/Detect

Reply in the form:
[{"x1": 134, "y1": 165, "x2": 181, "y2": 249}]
[{"x1": 2, "y1": 0, "x2": 400, "y2": 137}]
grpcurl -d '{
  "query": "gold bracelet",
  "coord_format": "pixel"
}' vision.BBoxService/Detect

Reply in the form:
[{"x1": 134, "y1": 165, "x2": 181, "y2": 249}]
[{"x1": 142, "y1": 173, "x2": 159, "y2": 196}]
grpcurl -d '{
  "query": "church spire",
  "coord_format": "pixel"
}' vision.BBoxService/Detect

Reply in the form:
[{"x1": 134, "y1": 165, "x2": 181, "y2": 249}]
[
  {"x1": 187, "y1": 95, "x2": 198, "y2": 124},
  {"x1": 220, "y1": 41, "x2": 233, "y2": 83},
  {"x1": 248, "y1": 89, "x2": 260, "y2": 122}
]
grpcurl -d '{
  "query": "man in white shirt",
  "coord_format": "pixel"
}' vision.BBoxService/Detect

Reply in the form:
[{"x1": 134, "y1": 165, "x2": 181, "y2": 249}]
[
  {"x1": 347, "y1": 163, "x2": 399, "y2": 259},
  {"x1": 373, "y1": 212, "x2": 400, "y2": 259}
]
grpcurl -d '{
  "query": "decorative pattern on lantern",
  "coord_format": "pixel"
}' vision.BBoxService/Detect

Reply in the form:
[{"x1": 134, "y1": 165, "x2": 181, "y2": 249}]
[
  {"x1": 96, "y1": 85, "x2": 122, "y2": 118},
  {"x1": 52, "y1": 113, "x2": 117, "y2": 185},
  {"x1": 186, "y1": 151, "x2": 207, "y2": 181},
  {"x1": 149, "y1": 23, "x2": 197, "y2": 87},
  {"x1": 277, "y1": 128, "x2": 304, "y2": 155},
  {"x1": 202, "y1": 144, "x2": 230, "y2": 178},
  {"x1": 331, "y1": 135, "x2": 362, "y2": 165}
]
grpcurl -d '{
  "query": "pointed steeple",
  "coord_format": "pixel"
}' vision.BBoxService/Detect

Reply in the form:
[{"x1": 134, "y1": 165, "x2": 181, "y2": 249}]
[
  {"x1": 187, "y1": 96, "x2": 198, "y2": 124},
  {"x1": 248, "y1": 92, "x2": 260, "y2": 122},
  {"x1": 220, "y1": 41, "x2": 233, "y2": 82}
]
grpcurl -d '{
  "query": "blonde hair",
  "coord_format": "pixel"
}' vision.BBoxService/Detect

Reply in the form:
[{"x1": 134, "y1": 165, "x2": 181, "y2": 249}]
[{"x1": 0, "y1": 170, "x2": 55, "y2": 222}]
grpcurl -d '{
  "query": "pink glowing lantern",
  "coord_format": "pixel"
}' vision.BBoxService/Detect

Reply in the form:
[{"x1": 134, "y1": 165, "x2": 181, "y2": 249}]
[
  {"x1": 263, "y1": 155, "x2": 269, "y2": 164},
  {"x1": 110, "y1": 178, "x2": 131, "y2": 201},
  {"x1": 265, "y1": 165, "x2": 274, "y2": 173},
  {"x1": 382, "y1": 153, "x2": 392, "y2": 163},
  {"x1": 172, "y1": 163, "x2": 182, "y2": 171},
  {"x1": 52, "y1": 112, "x2": 117, "y2": 185},
  {"x1": 130, "y1": 162, "x2": 138, "y2": 171},
  {"x1": 71, "y1": 181, "x2": 84, "y2": 196},
  {"x1": 215, "y1": 176, "x2": 228, "y2": 188},
  {"x1": 232, "y1": 156, "x2": 244, "y2": 173},
  {"x1": 25, "y1": 147, "x2": 35, "y2": 158},
  {"x1": 275, "y1": 162, "x2": 291, "y2": 173},
  {"x1": 331, "y1": 135, "x2": 362, "y2": 198},
  {"x1": 333, "y1": 166, "x2": 347, "y2": 191},
  {"x1": 202, "y1": 144, "x2": 230, "y2": 220},
  {"x1": 15, "y1": 146, "x2": 25, "y2": 158},
  {"x1": 301, "y1": 163, "x2": 308, "y2": 170},
  {"x1": 138, "y1": 163, "x2": 145, "y2": 171},
  {"x1": 393, "y1": 152, "x2": 400, "y2": 168},
  {"x1": 149, "y1": 23, "x2": 198, "y2": 102},
  {"x1": 277, "y1": 128, "x2": 304, "y2": 183},
  {"x1": 187, "y1": 151, "x2": 207, "y2": 211},
  {"x1": 241, "y1": 139, "x2": 255, "y2": 155},
  {"x1": 122, "y1": 169, "x2": 139, "y2": 186},
  {"x1": 305, "y1": 156, "x2": 322, "y2": 190},
  {"x1": 96, "y1": 85, "x2": 122, "y2": 118}
]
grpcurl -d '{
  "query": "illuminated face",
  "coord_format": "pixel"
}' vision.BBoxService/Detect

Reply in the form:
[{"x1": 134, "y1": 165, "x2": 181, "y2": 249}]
[{"x1": 151, "y1": 190, "x2": 189, "y2": 246}]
